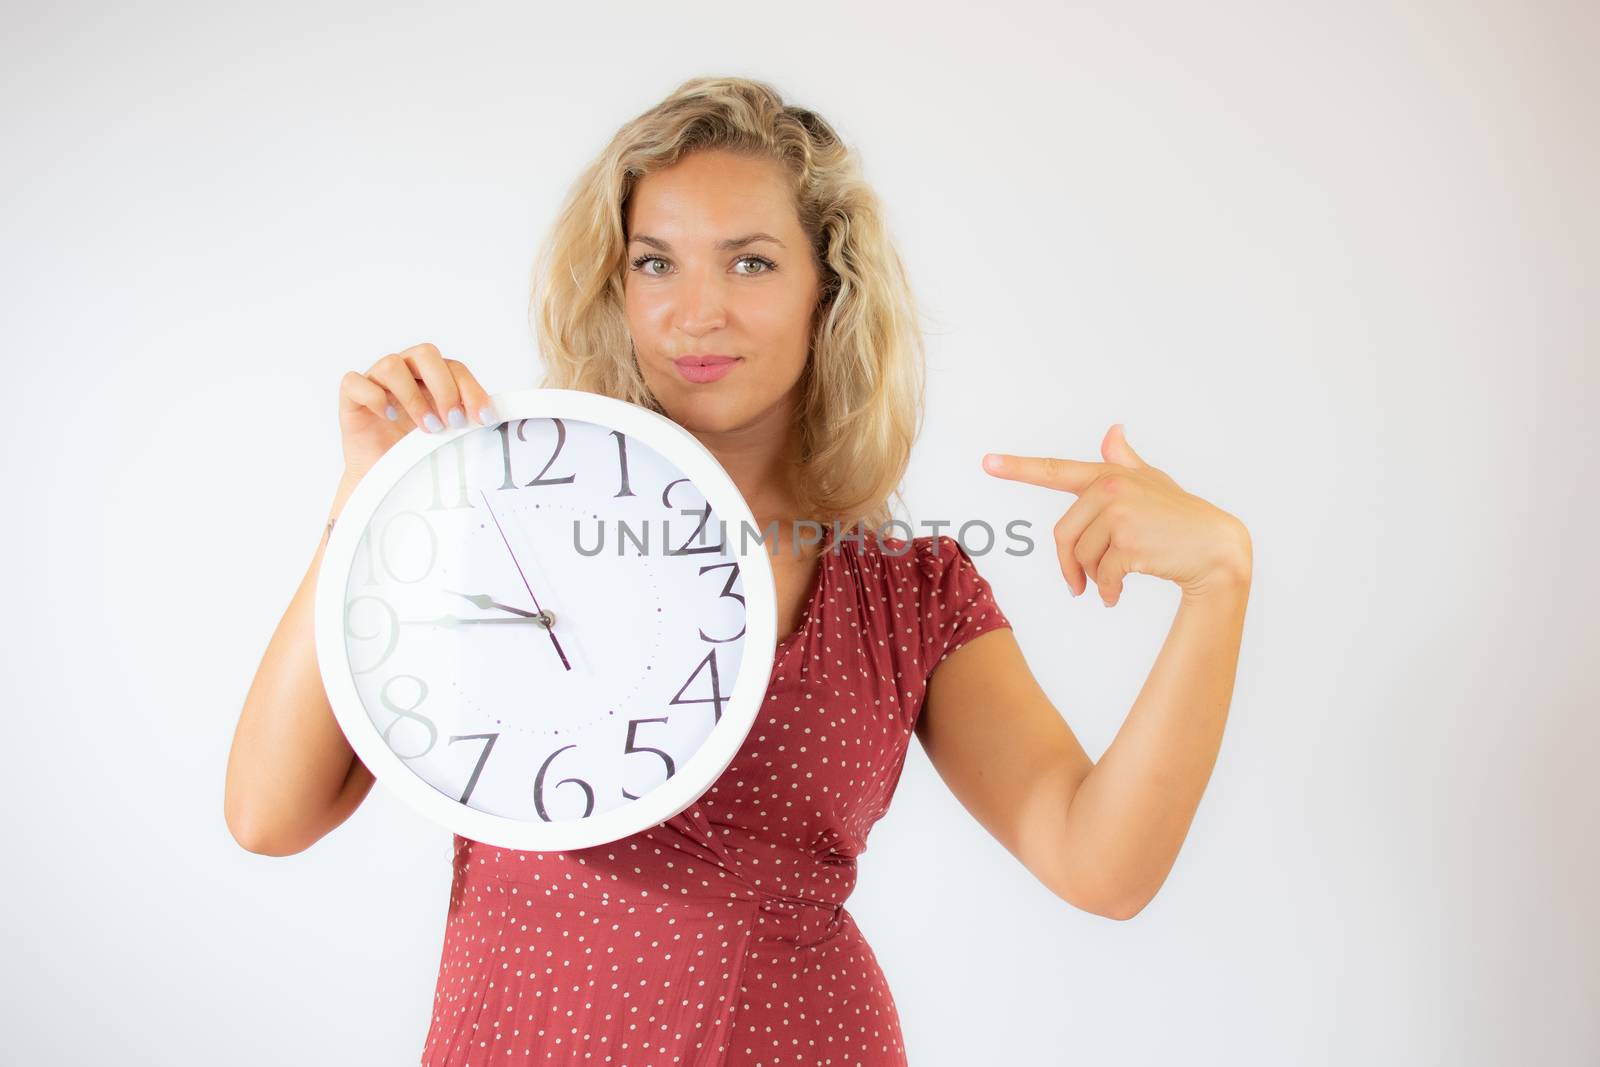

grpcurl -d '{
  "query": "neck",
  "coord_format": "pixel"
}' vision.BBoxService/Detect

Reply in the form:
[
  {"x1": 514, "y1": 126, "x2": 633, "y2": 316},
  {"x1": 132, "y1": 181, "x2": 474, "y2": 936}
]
[{"x1": 689, "y1": 388, "x2": 806, "y2": 540}]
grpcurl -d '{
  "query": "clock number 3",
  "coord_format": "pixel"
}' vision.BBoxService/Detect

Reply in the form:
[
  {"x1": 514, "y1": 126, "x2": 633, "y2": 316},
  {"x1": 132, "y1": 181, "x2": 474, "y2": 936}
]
[{"x1": 695, "y1": 561, "x2": 745, "y2": 643}]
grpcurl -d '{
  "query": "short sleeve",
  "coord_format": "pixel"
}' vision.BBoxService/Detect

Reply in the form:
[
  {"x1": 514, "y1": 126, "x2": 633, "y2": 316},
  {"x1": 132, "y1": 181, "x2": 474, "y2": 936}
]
[{"x1": 914, "y1": 535, "x2": 1012, "y2": 677}]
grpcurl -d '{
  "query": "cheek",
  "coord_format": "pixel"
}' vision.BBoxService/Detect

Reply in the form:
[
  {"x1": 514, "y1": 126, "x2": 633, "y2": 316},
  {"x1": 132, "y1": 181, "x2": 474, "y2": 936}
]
[
  {"x1": 750, "y1": 291, "x2": 813, "y2": 346},
  {"x1": 623, "y1": 288, "x2": 667, "y2": 329}
]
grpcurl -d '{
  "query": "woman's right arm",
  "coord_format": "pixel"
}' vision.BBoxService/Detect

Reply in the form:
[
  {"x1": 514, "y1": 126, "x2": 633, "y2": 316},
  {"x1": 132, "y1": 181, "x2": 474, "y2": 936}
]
[
  {"x1": 224, "y1": 343, "x2": 494, "y2": 856},
  {"x1": 223, "y1": 474, "x2": 375, "y2": 856}
]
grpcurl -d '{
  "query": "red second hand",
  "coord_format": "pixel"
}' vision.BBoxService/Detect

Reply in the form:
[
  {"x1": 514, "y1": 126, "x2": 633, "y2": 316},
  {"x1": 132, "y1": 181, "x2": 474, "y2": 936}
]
[{"x1": 477, "y1": 489, "x2": 572, "y2": 672}]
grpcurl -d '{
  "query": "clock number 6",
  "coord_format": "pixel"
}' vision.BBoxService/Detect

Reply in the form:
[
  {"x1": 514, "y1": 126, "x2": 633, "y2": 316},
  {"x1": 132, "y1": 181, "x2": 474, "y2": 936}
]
[{"x1": 533, "y1": 744, "x2": 596, "y2": 822}]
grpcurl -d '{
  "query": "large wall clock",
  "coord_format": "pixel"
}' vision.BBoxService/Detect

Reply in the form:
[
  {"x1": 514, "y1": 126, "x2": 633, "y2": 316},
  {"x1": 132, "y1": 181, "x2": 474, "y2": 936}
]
[{"x1": 313, "y1": 387, "x2": 777, "y2": 851}]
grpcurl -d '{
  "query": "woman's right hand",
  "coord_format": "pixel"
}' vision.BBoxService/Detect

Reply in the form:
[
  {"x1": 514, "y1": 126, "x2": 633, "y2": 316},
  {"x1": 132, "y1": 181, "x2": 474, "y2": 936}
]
[{"x1": 337, "y1": 342, "x2": 497, "y2": 487}]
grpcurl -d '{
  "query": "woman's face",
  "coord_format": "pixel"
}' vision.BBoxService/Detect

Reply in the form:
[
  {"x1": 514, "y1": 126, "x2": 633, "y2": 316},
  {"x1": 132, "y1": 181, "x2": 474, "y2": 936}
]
[{"x1": 623, "y1": 149, "x2": 822, "y2": 436}]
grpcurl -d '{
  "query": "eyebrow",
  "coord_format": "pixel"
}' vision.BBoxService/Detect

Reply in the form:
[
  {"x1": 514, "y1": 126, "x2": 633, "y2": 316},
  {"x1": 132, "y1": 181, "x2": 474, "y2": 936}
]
[{"x1": 628, "y1": 232, "x2": 787, "y2": 252}]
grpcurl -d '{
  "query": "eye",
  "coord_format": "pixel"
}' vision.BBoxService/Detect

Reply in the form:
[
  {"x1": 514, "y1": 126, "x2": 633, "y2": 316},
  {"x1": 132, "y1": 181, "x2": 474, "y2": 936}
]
[
  {"x1": 733, "y1": 255, "x2": 776, "y2": 276},
  {"x1": 629, "y1": 254, "x2": 668, "y2": 276},
  {"x1": 627, "y1": 254, "x2": 778, "y2": 277}
]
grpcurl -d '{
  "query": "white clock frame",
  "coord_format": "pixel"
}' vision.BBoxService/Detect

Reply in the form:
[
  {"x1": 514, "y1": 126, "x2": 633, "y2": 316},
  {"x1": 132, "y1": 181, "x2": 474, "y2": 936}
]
[{"x1": 313, "y1": 387, "x2": 778, "y2": 851}]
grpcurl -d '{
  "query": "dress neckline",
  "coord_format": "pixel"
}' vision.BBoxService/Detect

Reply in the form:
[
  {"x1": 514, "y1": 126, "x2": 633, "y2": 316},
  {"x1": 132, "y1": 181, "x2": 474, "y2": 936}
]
[{"x1": 774, "y1": 524, "x2": 837, "y2": 654}]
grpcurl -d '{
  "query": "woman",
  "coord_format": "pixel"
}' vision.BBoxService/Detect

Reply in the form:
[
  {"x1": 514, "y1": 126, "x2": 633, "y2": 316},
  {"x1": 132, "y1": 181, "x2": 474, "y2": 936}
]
[{"x1": 225, "y1": 75, "x2": 1252, "y2": 1066}]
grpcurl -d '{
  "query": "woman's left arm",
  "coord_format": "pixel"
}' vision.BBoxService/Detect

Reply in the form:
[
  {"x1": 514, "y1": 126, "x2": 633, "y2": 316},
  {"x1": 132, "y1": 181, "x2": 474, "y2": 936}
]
[{"x1": 982, "y1": 423, "x2": 1253, "y2": 920}]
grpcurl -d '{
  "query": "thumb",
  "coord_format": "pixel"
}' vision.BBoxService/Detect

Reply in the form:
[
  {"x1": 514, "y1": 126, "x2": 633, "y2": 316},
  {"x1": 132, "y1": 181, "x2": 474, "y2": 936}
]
[{"x1": 1102, "y1": 423, "x2": 1147, "y2": 469}]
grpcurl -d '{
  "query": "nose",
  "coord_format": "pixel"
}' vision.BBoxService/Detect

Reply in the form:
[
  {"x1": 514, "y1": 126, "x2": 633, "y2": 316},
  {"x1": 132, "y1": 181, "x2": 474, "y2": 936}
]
[{"x1": 674, "y1": 266, "x2": 728, "y2": 337}]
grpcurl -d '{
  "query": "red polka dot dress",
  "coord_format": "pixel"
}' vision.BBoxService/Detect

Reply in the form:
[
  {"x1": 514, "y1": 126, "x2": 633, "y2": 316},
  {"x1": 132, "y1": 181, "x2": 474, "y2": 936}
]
[{"x1": 419, "y1": 528, "x2": 1012, "y2": 1066}]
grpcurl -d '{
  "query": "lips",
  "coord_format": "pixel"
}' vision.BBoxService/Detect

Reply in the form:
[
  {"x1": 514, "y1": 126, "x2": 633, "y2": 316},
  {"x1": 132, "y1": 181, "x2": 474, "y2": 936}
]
[
  {"x1": 673, "y1": 355, "x2": 739, "y2": 368},
  {"x1": 672, "y1": 355, "x2": 741, "y2": 384}
]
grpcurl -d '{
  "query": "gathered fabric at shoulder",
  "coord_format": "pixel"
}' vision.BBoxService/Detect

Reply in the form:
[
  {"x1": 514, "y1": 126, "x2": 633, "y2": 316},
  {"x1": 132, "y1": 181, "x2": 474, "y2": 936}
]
[
  {"x1": 911, "y1": 531, "x2": 954, "y2": 582},
  {"x1": 909, "y1": 534, "x2": 1013, "y2": 681}
]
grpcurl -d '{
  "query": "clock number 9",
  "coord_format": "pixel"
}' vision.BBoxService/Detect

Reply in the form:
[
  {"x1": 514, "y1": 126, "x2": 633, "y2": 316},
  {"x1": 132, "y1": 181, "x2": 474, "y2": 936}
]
[{"x1": 345, "y1": 594, "x2": 399, "y2": 674}]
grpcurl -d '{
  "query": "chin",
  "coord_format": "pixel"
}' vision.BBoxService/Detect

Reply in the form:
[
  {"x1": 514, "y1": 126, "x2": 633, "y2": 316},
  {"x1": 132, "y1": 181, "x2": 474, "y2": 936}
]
[
  {"x1": 657, "y1": 392, "x2": 756, "y2": 435},
  {"x1": 643, "y1": 363, "x2": 802, "y2": 436}
]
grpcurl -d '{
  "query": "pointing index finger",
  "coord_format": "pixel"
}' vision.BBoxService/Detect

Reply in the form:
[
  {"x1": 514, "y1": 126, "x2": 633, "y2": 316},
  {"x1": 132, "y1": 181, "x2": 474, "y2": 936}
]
[{"x1": 982, "y1": 452, "x2": 1102, "y2": 493}]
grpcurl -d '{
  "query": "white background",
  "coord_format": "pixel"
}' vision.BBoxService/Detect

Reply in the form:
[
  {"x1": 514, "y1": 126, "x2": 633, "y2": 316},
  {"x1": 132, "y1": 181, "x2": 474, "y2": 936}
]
[{"x1": 2, "y1": 1, "x2": 1594, "y2": 1063}]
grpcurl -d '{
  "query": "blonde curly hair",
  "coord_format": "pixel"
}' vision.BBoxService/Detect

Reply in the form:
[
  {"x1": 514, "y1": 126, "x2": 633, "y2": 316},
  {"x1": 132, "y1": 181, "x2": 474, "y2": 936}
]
[{"x1": 529, "y1": 75, "x2": 927, "y2": 536}]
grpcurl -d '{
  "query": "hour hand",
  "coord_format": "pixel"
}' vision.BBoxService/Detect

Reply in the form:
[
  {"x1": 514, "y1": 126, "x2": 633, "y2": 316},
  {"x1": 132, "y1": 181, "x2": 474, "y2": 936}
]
[{"x1": 445, "y1": 590, "x2": 539, "y2": 618}]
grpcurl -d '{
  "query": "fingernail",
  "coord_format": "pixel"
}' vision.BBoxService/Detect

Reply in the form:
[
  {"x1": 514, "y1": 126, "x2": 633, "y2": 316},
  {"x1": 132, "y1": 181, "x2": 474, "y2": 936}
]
[
  {"x1": 477, "y1": 405, "x2": 495, "y2": 426},
  {"x1": 385, "y1": 404, "x2": 398, "y2": 421},
  {"x1": 447, "y1": 406, "x2": 466, "y2": 429},
  {"x1": 423, "y1": 411, "x2": 443, "y2": 432}
]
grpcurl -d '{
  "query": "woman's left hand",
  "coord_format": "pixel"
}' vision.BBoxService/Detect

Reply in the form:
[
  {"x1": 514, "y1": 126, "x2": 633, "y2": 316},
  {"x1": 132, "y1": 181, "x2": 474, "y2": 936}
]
[{"x1": 982, "y1": 424, "x2": 1251, "y2": 605}]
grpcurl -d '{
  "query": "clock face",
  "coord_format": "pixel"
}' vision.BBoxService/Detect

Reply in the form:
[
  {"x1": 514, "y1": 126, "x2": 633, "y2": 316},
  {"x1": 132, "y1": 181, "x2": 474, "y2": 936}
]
[{"x1": 317, "y1": 389, "x2": 777, "y2": 850}]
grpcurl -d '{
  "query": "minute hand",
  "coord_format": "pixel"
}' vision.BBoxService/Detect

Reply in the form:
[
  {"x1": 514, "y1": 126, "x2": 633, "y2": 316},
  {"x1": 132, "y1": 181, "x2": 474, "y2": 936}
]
[
  {"x1": 401, "y1": 614, "x2": 555, "y2": 628},
  {"x1": 477, "y1": 489, "x2": 572, "y2": 672}
]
